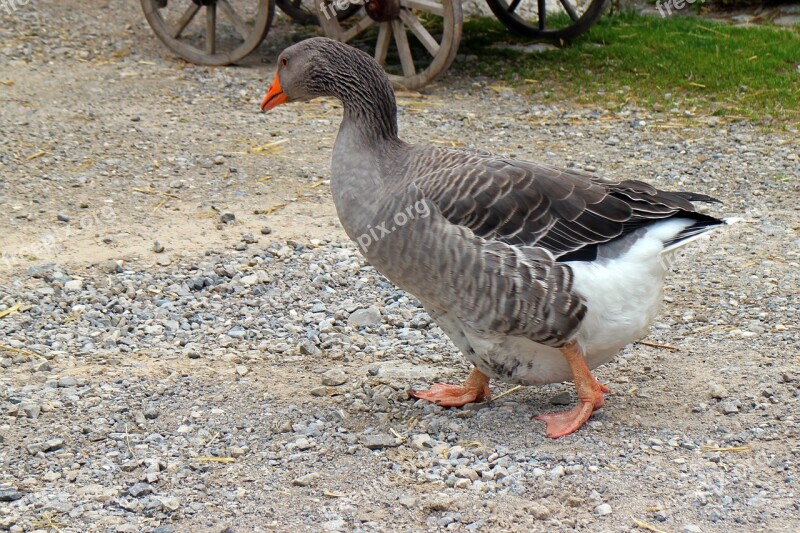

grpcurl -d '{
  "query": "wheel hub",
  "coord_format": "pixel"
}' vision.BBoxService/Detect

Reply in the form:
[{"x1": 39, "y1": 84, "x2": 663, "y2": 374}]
[
  {"x1": 365, "y1": 0, "x2": 400, "y2": 23},
  {"x1": 192, "y1": 0, "x2": 217, "y2": 6}
]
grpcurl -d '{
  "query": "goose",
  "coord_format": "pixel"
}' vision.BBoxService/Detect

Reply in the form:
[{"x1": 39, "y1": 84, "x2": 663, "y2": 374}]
[{"x1": 261, "y1": 37, "x2": 731, "y2": 438}]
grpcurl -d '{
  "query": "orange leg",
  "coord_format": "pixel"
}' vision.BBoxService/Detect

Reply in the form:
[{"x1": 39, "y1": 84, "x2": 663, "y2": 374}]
[
  {"x1": 408, "y1": 367, "x2": 491, "y2": 407},
  {"x1": 536, "y1": 341, "x2": 610, "y2": 439}
]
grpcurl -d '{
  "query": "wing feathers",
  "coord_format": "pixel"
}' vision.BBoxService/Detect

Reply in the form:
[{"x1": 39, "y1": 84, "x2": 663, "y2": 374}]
[{"x1": 413, "y1": 147, "x2": 722, "y2": 260}]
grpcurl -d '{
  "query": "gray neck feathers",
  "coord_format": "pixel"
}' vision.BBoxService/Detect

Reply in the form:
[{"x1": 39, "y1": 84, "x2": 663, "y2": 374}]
[{"x1": 315, "y1": 44, "x2": 400, "y2": 142}]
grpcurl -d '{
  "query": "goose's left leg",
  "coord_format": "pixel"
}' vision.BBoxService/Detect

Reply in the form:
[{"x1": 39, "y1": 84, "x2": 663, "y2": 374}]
[
  {"x1": 537, "y1": 341, "x2": 610, "y2": 438},
  {"x1": 408, "y1": 368, "x2": 490, "y2": 407}
]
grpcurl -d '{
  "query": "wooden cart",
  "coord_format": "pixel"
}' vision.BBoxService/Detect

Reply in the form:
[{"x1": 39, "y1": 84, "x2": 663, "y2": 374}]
[{"x1": 140, "y1": 0, "x2": 607, "y2": 89}]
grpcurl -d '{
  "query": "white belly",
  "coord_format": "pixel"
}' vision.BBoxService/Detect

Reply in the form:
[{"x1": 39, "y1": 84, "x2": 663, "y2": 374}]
[{"x1": 429, "y1": 219, "x2": 696, "y2": 386}]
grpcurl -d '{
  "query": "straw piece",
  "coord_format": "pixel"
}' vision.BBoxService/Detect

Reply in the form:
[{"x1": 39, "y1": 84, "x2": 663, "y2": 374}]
[
  {"x1": 637, "y1": 340, "x2": 679, "y2": 351},
  {"x1": 632, "y1": 518, "x2": 668, "y2": 533},
  {"x1": 0, "y1": 303, "x2": 21, "y2": 319}
]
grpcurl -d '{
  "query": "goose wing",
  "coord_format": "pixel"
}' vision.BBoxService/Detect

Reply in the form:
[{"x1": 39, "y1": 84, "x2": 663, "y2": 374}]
[{"x1": 410, "y1": 147, "x2": 719, "y2": 260}]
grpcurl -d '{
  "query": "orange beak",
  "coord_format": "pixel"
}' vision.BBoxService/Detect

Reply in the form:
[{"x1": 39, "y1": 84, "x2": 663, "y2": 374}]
[{"x1": 261, "y1": 72, "x2": 287, "y2": 112}]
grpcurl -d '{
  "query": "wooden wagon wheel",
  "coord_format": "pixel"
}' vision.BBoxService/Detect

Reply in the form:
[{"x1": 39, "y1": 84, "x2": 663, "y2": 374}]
[
  {"x1": 276, "y1": 0, "x2": 361, "y2": 25},
  {"x1": 141, "y1": 0, "x2": 275, "y2": 65},
  {"x1": 316, "y1": 0, "x2": 462, "y2": 91},
  {"x1": 485, "y1": 0, "x2": 607, "y2": 41}
]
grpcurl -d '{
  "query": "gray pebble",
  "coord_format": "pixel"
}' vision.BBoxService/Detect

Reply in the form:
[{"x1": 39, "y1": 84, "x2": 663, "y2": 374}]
[
  {"x1": 347, "y1": 306, "x2": 381, "y2": 328},
  {"x1": 360, "y1": 434, "x2": 400, "y2": 449},
  {"x1": 321, "y1": 368, "x2": 347, "y2": 386},
  {"x1": 549, "y1": 391, "x2": 572, "y2": 405},
  {"x1": 128, "y1": 483, "x2": 153, "y2": 497},
  {"x1": 291, "y1": 472, "x2": 320, "y2": 487},
  {"x1": 595, "y1": 503, "x2": 612, "y2": 516}
]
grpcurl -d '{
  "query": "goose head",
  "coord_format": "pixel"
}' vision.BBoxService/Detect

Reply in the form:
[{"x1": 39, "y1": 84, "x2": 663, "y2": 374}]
[{"x1": 260, "y1": 37, "x2": 400, "y2": 140}]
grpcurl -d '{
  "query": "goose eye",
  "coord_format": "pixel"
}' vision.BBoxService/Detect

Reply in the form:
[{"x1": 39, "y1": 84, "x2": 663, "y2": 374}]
[{"x1": 280, "y1": 57, "x2": 288, "y2": 67}]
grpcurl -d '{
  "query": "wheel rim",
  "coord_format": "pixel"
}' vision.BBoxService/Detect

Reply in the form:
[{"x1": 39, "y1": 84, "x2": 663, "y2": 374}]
[
  {"x1": 141, "y1": 0, "x2": 274, "y2": 65},
  {"x1": 317, "y1": 0, "x2": 462, "y2": 90},
  {"x1": 488, "y1": 0, "x2": 604, "y2": 39}
]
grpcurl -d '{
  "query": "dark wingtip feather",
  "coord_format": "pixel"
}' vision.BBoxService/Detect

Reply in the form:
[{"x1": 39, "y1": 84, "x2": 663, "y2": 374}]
[{"x1": 671, "y1": 191, "x2": 723, "y2": 204}]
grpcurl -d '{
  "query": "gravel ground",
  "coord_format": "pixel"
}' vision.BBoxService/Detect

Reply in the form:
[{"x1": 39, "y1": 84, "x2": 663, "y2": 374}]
[{"x1": 2, "y1": 1, "x2": 800, "y2": 532}]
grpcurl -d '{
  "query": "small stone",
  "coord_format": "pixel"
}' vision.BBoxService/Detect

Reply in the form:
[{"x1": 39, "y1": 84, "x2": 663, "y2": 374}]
[
  {"x1": 220, "y1": 212, "x2": 236, "y2": 224},
  {"x1": 549, "y1": 391, "x2": 572, "y2": 405},
  {"x1": 720, "y1": 401, "x2": 739, "y2": 414},
  {"x1": 260, "y1": 226, "x2": 272, "y2": 235},
  {"x1": 683, "y1": 526, "x2": 702, "y2": 533},
  {"x1": 399, "y1": 497, "x2": 417, "y2": 509},
  {"x1": 309, "y1": 386, "x2": 334, "y2": 397},
  {"x1": 295, "y1": 437, "x2": 313, "y2": 450},
  {"x1": 298, "y1": 339, "x2": 321, "y2": 356},
  {"x1": 58, "y1": 376, "x2": 78, "y2": 387},
  {"x1": 160, "y1": 497, "x2": 181, "y2": 511},
  {"x1": 144, "y1": 407, "x2": 159, "y2": 419},
  {"x1": 57, "y1": 213, "x2": 70, "y2": 222},
  {"x1": 291, "y1": 472, "x2": 320, "y2": 487},
  {"x1": 453, "y1": 478, "x2": 471, "y2": 489},
  {"x1": 321, "y1": 368, "x2": 347, "y2": 386},
  {"x1": 454, "y1": 466, "x2": 479, "y2": 481},
  {"x1": 213, "y1": 155, "x2": 226, "y2": 165},
  {"x1": 240, "y1": 274, "x2": 258, "y2": 286},
  {"x1": 44, "y1": 437, "x2": 64, "y2": 452},
  {"x1": 153, "y1": 241, "x2": 165, "y2": 253},
  {"x1": 230, "y1": 446, "x2": 248, "y2": 458},
  {"x1": 411, "y1": 434, "x2": 433, "y2": 450},
  {"x1": 235, "y1": 365, "x2": 249, "y2": 377},
  {"x1": 241, "y1": 233, "x2": 257, "y2": 244},
  {"x1": 21, "y1": 403, "x2": 41, "y2": 419},
  {"x1": 361, "y1": 434, "x2": 400, "y2": 449},
  {"x1": 0, "y1": 488, "x2": 24, "y2": 501},
  {"x1": 549, "y1": 465, "x2": 565, "y2": 479},
  {"x1": 64, "y1": 279, "x2": 83, "y2": 292},
  {"x1": 118, "y1": 497, "x2": 141, "y2": 512},
  {"x1": 43, "y1": 471, "x2": 61, "y2": 481},
  {"x1": 347, "y1": 306, "x2": 381, "y2": 328},
  {"x1": 234, "y1": 242, "x2": 247, "y2": 251},
  {"x1": 529, "y1": 503, "x2": 551, "y2": 520},
  {"x1": 708, "y1": 382, "x2": 729, "y2": 399},
  {"x1": 595, "y1": 503, "x2": 612, "y2": 516},
  {"x1": 156, "y1": 255, "x2": 172, "y2": 266},
  {"x1": 128, "y1": 483, "x2": 153, "y2": 498}
]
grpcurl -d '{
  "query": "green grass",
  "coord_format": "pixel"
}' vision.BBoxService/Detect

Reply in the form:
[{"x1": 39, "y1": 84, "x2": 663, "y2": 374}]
[{"x1": 457, "y1": 12, "x2": 800, "y2": 123}]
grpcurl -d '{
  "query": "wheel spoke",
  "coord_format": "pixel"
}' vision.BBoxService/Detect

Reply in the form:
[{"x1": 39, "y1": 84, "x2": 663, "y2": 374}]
[
  {"x1": 399, "y1": 10, "x2": 440, "y2": 58},
  {"x1": 206, "y1": 4, "x2": 217, "y2": 55},
  {"x1": 508, "y1": 0, "x2": 522, "y2": 13},
  {"x1": 218, "y1": 0, "x2": 251, "y2": 40},
  {"x1": 374, "y1": 22, "x2": 392, "y2": 65},
  {"x1": 391, "y1": 19, "x2": 415, "y2": 77},
  {"x1": 400, "y1": 0, "x2": 444, "y2": 17},
  {"x1": 537, "y1": 0, "x2": 546, "y2": 30},
  {"x1": 558, "y1": 0, "x2": 580, "y2": 21},
  {"x1": 340, "y1": 14, "x2": 376, "y2": 43},
  {"x1": 171, "y1": 3, "x2": 200, "y2": 39}
]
